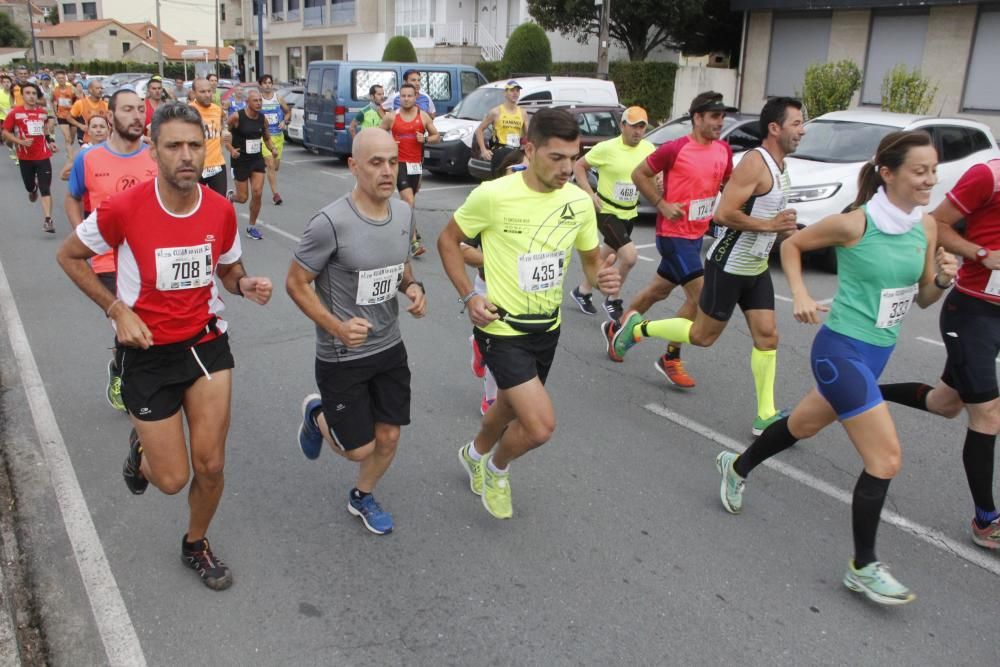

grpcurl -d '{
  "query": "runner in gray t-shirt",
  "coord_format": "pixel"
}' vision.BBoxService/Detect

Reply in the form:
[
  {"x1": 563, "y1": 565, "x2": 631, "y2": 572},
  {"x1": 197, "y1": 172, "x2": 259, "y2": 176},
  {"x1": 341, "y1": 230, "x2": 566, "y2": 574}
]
[{"x1": 287, "y1": 128, "x2": 427, "y2": 536}]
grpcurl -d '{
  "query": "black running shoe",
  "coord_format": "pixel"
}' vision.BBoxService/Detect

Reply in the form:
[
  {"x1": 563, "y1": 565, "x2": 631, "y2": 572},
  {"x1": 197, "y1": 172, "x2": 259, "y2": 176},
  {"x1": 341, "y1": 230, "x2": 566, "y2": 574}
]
[
  {"x1": 603, "y1": 297, "x2": 624, "y2": 322},
  {"x1": 181, "y1": 535, "x2": 233, "y2": 591},
  {"x1": 122, "y1": 428, "x2": 148, "y2": 495},
  {"x1": 571, "y1": 286, "x2": 598, "y2": 315}
]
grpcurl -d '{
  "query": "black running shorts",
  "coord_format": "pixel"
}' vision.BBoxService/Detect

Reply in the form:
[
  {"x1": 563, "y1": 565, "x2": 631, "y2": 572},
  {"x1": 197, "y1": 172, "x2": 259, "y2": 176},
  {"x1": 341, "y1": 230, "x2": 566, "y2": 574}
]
[
  {"x1": 232, "y1": 157, "x2": 266, "y2": 182},
  {"x1": 699, "y1": 260, "x2": 774, "y2": 322},
  {"x1": 19, "y1": 159, "x2": 52, "y2": 197},
  {"x1": 315, "y1": 342, "x2": 411, "y2": 451},
  {"x1": 396, "y1": 166, "x2": 422, "y2": 194},
  {"x1": 940, "y1": 289, "x2": 1000, "y2": 404},
  {"x1": 473, "y1": 328, "x2": 559, "y2": 390},
  {"x1": 597, "y1": 212, "x2": 635, "y2": 251},
  {"x1": 117, "y1": 333, "x2": 235, "y2": 421},
  {"x1": 199, "y1": 168, "x2": 228, "y2": 196}
]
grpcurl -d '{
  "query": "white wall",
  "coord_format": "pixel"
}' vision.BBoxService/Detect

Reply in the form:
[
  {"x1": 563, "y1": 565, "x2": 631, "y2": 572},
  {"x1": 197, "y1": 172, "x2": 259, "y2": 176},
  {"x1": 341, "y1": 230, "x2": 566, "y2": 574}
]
[
  {"x1": 102, "y1": 0, "x2": 217, "y2": 45},
  {"x1": 347, "y1": 32, "x2": 388, "y2": 61},
  {"x1": 672, "y1": 66, "x2": 738, "y2": 121}
]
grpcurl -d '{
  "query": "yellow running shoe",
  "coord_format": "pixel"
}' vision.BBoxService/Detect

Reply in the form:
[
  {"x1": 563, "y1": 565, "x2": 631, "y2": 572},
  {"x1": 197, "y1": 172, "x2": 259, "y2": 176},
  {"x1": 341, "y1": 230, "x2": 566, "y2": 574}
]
[
  {"x1": 481, "y1": 456, "x2": 512, "y2": 519},
  {"x1": 458, "y1": 442, "x2": 484, "y2": 496}
]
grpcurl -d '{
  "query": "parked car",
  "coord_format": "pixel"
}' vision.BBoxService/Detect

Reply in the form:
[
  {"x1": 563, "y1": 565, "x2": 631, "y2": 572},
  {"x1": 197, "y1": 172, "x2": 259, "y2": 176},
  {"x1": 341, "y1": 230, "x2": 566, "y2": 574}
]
[
  {"x1": 287, "y1": 106, "x2": 305, "y2": 143},
  {"x1": 303, "y1": 60, "x2": 487, "y2": 159},
  {"x1": 277, "y1": 86, "x2": 304, "y2": 140},
  {"x1": 466, "y1": 102, "x2": 624, "y2": 180},
  {"x1": 426, "y1": 76, "x2": 620, "y2": 177},
  {"x1": 102, "y1": 72, "x2": 148, "y2": 98}
]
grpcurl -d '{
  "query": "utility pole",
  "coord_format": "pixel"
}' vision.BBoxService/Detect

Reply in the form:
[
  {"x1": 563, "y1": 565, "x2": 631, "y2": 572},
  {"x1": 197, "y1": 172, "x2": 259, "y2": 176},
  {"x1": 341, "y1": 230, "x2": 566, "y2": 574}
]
[
  {"x1": 256, "y1": 0, "x2": 265, "y2": 79},
  {"x1": 596, "y1": 0, "x2": 611, "y2": 79},
  {"x1": 214, "y1": 0, "x2": 220, "y2": 75},
  {"x1": 27, "y1": 0, "x2": 39, "y2": 72},
  {"x1": 155, "y1": 0, "x2": 164, "y2": 77}
]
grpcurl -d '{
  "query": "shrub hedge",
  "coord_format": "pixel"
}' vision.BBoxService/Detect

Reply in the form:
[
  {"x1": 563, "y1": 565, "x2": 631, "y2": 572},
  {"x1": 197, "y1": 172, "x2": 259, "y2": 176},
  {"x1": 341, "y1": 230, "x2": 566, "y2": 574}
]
[
  {"x1": 382, "y1": 36, "x2": 418, "y2": 63},
  {"x1": 33, "y1": 60, "x2": 232, "y2": 79}
]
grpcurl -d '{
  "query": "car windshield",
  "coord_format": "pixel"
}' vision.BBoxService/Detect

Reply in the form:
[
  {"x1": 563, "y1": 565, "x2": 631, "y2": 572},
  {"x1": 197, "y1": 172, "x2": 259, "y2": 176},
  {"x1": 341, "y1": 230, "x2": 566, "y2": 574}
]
[
  {"x1": 646, "y1": 116, "x2": 739, "y2": 145},
  {"x1": 451, "y1": 87, "x2": 506, "y2": 121},
  {"x1": 793, "y1": 120, "x2": 899, "y2": 163}
]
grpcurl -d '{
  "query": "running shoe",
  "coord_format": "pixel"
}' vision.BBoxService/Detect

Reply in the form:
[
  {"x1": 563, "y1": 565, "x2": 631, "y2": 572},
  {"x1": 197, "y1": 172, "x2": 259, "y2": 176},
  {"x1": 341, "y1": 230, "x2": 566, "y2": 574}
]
[
  {"x1": 481, "y1": 456, "x2": 512, "y2": 519},
  {"x1": 411, "y1": 238, "x2": 426, "y2": 257},
  {"x1": 843, "y1": 560, "x2": 915, "y2": 606},
  {"x1": 612, "y1": 310, "x2": 644, "y2": 360},
  {"x1": 602, "y1": 320, "x2": 623, "y2": 362},
  {"x1": 751, "y1": 409, "x2": 788, "y2": 437},
  {"x1": 603, "y1": 297, "x2": 624, "y2": 322},
  {"x1": 246, "y1": 226, "x2": 263, "y2": 240},
  {"x1": 297, "y1": 393, "x2": 324, "y2": 460},
  {"x1": 181, "y1": 535, "x2": 233, "y2": 591},
  {"x1": 106, "y1": 359, "x2": 126, "y2": 413},
  {"x1": 971, "y1": 518, "x2": 1000, "y2": 549},
  {"x1": 42, "y1": 218, "x2": 55, "y2": 234},
  {"x1": 28, "y1": 188, "x2": 37, "y2": 203},
  {"x1": 122, "y1": 428, "x2": 148, "y2": 495},
  {"x1": 348, "y1": 492, "x2": 394, "y2": 535},
  {"x1": 571, "y1": 286, "x2": 598, "y2": 315},
  {"x1": 470, "y1": 335, "x2": 486, "y2": 378},
  {"x1": 480, "y1": 396, "x2": 495, "y2": 416},
  {"x1": 458, "y1": 442, "x2": 484, "y2": 496},
  {"x1": 272, "y1": 193, "x2": 283, "y2": 205},
  {"x1": 654, "y1": 355, "x2": 696, "y2": 388},
  {"x1": 226, "y1": 189, "x2": 234, "y2": 202},
  {"x1": 715, "y1": 451, "x2": 745, "y2": 514}
]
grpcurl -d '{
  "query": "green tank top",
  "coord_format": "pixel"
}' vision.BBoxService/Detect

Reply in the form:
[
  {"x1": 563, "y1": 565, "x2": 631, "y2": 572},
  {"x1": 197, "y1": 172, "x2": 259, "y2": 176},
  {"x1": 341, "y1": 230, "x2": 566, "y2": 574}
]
[
  {"x1": 359, "y1": 104, "x2": 382, "y2": 129},
  {"x1": 826, "y1": 206, "x2": 927, "y2": 347}
]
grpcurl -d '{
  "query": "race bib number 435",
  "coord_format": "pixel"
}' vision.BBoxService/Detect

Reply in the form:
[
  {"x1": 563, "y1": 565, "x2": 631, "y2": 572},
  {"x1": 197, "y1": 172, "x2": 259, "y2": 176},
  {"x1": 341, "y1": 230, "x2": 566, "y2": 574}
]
[
  {"x1": 876, "y1": 284, "x2": 918, "y2": 329},
  {"x1": 356, "y1": 264, "x2": 404, "y2": 305},
  {"x1": 155, "y1": 244, "x2": 213, "y2": 291},
  {"x1": 518, "y1": 251, "x2": 565, "y2": 292}
]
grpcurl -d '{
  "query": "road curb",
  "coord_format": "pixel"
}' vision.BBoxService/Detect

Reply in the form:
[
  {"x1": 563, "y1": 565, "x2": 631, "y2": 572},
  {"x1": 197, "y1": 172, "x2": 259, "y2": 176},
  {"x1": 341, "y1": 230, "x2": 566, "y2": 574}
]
[{"x1": 0, "y1": 405, "x2": 25, "y2": 667}]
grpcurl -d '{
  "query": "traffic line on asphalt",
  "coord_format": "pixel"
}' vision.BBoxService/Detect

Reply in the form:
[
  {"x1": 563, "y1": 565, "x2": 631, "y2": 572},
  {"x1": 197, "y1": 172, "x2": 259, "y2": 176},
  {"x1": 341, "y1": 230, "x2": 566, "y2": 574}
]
[
  {"x1": 285, "y1": 156, "x2": 337, "y2": 164},
  {"x1": 321, "y1": 170, "x2": 351, "y2": 179},
  {"x1": 643, "y1": 402, "x2": 1000, "y2": 578},
  {"x1": 419, "y1": 184, "x2": 478, "y2": 192},
  {"x1": 238, "y1": 213, "x2": 303, "y2": 243},
  {"x1": 916, "y1": 335, "x2": 1000, "y2": 363},
  {"x1": 0, "y1": 260, "x2": 147, "y2": 666}
]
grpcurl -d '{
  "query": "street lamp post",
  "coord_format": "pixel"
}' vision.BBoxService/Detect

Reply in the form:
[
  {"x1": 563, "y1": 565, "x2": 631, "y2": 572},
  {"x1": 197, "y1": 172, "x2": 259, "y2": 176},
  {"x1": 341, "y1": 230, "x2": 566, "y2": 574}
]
[
  {"x1": 27, "y1": 0, "x2": 39, "y2": 71},
  {"x1": 256, "y1": 0, "x2": 265, "y2": 79},
  {"x1": 596, "y1": 0, "x2": 611, "y2": 78}
]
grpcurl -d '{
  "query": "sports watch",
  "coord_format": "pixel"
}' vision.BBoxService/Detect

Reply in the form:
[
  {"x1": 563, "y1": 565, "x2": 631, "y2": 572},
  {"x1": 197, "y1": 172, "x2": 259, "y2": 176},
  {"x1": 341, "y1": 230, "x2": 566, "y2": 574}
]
[{"x1": 974, "y1": 247, "x2": 989, "y2": 263}]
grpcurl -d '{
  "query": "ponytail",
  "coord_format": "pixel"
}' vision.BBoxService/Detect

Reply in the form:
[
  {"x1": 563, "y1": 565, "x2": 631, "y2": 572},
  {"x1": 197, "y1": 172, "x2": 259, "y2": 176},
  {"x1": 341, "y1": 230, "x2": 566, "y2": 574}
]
[
  {"x1": 852, "y1": 130, "x2": 933, "y2": 210},
  {"x1": 852, "y1": 161, "x2": 884, "y2": 210}
]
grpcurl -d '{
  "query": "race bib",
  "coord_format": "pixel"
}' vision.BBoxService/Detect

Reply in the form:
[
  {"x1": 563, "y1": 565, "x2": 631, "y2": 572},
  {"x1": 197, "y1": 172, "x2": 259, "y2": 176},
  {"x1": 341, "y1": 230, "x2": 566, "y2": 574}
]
[
  {"x1": 749, "y1": 232, "x2": 777, "y2": 259},
  {"x1": 690, "y1": 196, "x2": 716, "y2": 221},
  {"x1": 613, "y1": 181, "x2": 638, "y2": 203},
  {"x1": 245, "y1": 138, "x2": 261, "y2": 154},
  {"x1": 25, "y1": 119, "x2": 44, "y2": 136},
  {"x1": 505, "y1": 134, "x2": 521, "y2": 148},
  {"x1": 265, "y1": 112, "x2": 279, "y2": 126},
  {"x1": 356, "y1": 264, "x2": 404, "y2": 305},
  {"x1": 406, "y1": 161, "x2": 422, "y2": 176},
  {"x1": 155, "y1": 244, "x2": 213, "y2": 292},
  {"x1": 201, "y1": 165, "x2": 223, "y2": 179},
  {"x1": 58, "y1": 97, "x2": 72, "y2": 107},
  {"x1": 517, "y1": 251, "x2": 565, "y2": 292},
  {"x1": 985, "y1": 270, "x2": 1000, "y2": 297},
  {"x1": 875, "y1": 284, "x2": 918, "y2": 329}
]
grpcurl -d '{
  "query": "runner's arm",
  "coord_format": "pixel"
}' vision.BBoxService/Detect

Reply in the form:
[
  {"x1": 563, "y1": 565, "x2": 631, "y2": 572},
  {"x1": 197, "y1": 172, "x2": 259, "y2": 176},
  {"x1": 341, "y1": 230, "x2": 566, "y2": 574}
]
[
  {"x1": 286, "y1": 261, "x2": 367, "y2": 343},
  {"x1": 422, "y1": 112, "x2": 440, "y2": 144},
  {"x1": 632, "y1": 160, "x2": 666, "y2": 215},
  {"x1": 218, "y1": 260, "x2": 272, "y2": 305},
  {"x1": 715, "y1": 151, "x2": 797, "y2": 233},
  {"x1": 438, "y1": 218, "x2": 475, "y2": 298},
  {"x1": 928, "y1": 196, "x2": 999, "y2": 268},
  {"x1": 64, "y1": 193, "x2": 85, "y2": 228},
  {"x1": 475, "y1": 110, "x2": 497, "y2": 155},
  {"x1": 578, "y1": 246, "x2": 621, "y2": 295},
  {"x1": 459, "y1": 242, "x2": 484, "y2": 268},
  {"x1": 379, "y1": 111, "x2": 394, "y2": 132},
  {"x1": 262, "y1": 124, "x2": 277, "y2": 155},
  {"x1": 915, "y1": 215, "x2": 957, "y2": 309},
  {"x1": 398, "y1": 261, "x2": 426, "y2": 318}
]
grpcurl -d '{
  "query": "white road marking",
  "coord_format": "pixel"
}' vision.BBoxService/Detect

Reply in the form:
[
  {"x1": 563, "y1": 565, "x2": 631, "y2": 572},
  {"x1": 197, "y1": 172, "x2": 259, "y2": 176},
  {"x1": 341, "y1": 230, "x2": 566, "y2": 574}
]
[
  {"x1": 0, "y1": 261, "x2": 147, "y2": 666},
  {"x1": 321, "y1": 170, "x2": 351, "y2": 179},
  {"x1": 238, "y1": 213, "x2": 303, "y2": 243},
  {"x1": 644, "y1": 402, "x2": 1000, "y2": 578},
  {"x1": 776, "y1": 294, "x2": 833, "y2": 305},
  {"x1": 418, "y1": 184, "x2": 478, "y2": 192},
  {"x1": 634, "y1": 243, "x2": 656, "y2": 250},
  {"x1": 637, "y1": 255, "x2": 655, "y2": 262},
  {"x1": 285, "y1": 156, "x2": 337, "y2": 164},
  {"x1": 916, "y1": 335, "x2": 1000, "y2": 363}
]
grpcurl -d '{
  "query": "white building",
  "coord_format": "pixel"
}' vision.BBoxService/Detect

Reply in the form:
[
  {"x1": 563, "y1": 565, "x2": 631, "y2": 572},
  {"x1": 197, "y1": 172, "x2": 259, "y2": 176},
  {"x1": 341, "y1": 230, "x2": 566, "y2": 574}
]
[{"x1": 58, "y1": 0, "x2": 218, "y2": 45}]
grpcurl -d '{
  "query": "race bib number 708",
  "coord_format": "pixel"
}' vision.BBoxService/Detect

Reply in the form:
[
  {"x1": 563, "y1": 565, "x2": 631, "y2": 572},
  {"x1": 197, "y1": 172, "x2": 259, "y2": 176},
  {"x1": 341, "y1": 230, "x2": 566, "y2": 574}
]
[{"x1": 155, "y1": 244, "x2": 213, "y2": 291}]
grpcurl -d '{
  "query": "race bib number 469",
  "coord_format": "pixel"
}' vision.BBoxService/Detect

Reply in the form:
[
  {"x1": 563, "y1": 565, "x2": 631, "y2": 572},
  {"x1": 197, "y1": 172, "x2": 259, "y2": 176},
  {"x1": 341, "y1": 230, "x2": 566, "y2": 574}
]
[
  {"x1": 518, "y1": 251, "x2": 565, "y2": 292},
  {"x1": 613, "y1": 181, "x2": 638, "y2": 203},
  {"x1": 356, "y1": 264, "x2": 404, "y2": 305},
  {"x1": 155, "y1": 244, "x2": 213, "y2": 291}
]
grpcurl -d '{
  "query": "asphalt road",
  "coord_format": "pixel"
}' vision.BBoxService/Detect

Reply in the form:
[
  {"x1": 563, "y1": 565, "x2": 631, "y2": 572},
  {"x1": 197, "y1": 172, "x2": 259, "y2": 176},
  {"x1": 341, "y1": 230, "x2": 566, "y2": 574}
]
[{"x1": 0, "y1": 141, "x2": 997, "y2": 666}]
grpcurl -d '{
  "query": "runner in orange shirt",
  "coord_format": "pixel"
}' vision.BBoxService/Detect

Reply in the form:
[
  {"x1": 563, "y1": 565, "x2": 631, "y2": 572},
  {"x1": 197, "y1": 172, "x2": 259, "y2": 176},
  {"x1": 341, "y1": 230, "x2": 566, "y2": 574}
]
[
  {"x1": 69, "y1": 79, "x2": 109, "y2": 145},
  {"x1": 50, "y1": 69, "x2": 78, "y2": 160}
]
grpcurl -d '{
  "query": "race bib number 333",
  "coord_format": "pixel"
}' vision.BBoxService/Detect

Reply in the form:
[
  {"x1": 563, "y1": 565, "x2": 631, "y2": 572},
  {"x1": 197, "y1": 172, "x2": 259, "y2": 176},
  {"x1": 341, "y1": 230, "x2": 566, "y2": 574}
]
[
  {"x1": 875, "y1": 284, "x2": 918, "y2": 329},
  {"x1": 518, "y1": 251, "x2": 565, "y2": 292},
  {"x1": 155, "y1": 244, "x2": 213, "y2": 291}
]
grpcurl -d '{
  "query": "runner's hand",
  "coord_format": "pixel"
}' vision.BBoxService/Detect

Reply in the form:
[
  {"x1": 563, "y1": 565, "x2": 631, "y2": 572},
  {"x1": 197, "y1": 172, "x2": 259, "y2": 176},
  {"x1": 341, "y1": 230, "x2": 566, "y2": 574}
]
[
  {"x1": 936, "y1": 247, "x2": 959, "y2": 280},
  {"x1": 111, "y1": 305, "x2": 155, "y2": 349},
  {"x1": 591, "y1": 193, "x2": 603, "y2": 212},
  {"x1": 792, "y1": 292, "x2": 828, "y2": 325},
  {"x1": 240, "y1": 276, "x2": 272, "y2": 305},
  {"x1": 467, "y1": 295, "x2": 499, "y2": 328},
  {"x1": 771, "y1": 209, "x2": 798, "y2": 232},
  {"x1": 404, "y1": 284, "x2": 426, "y2": 318},
  {"x1": 335, "y1": 317, "x2": 373, "y2": 348},
  {"x1": 416, "y1": 132, "x2": 426, "y2": 144},
  {"x1": 230, "y1": 147, "x2": 241, "y2": 158},
  {"x1": 596, "y1": 253, "x2": 621, "y2": 294},
  {"x1": 658, "y1": 201, "x2": 685, "y2": 221},
  {"x1": 483, "y1": 148, "x2": 493, "y2": 160}
]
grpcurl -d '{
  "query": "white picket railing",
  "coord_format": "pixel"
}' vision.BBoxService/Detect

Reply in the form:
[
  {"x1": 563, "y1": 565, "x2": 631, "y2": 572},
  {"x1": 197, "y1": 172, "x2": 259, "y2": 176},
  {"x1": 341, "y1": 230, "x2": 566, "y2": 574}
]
[
  {"x1": 476, "y1": 23, "x2": 504, "y2": 62},
  {"x1": 425, "y1": 21, "x2": 504, "y2": 61}
]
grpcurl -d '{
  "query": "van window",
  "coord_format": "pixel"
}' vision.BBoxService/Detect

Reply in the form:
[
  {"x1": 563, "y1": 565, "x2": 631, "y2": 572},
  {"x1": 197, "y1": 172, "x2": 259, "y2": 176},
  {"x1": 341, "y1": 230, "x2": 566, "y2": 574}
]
[
  {"x1": 306, "y1": 68, "x2": 322, "y2": 104},
  {"x1": 932, "y1": 125, "x2": 976, "y2": 163},
  {"x1": 321, "y1": 68, "x2": 336, "y2": 100},
  {"x1": 423, "y1": 71, "x2": 452, "y2": 101},
  {"x1": 579, "y1": 111, "x2": 619, "y2": 137},
  {"x1": 461, "y1": 71, "x2": 480, "y2": 97},
  {"x1": 353, "y1": 69, "x2": 398, "y2": 101},
  {"x1": 520, "y1": 91, "x2": 552, "y2": 103}
]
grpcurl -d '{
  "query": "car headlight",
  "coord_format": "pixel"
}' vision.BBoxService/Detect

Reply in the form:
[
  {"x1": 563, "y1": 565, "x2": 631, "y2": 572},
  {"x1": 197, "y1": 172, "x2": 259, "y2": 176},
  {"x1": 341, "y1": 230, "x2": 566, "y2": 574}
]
[
  {"x1": 787, "y1": 183, "x2": 841, "y2": 203},
  {"x1": 442, "y1": 127, "x2": 473, "y2": 142}
]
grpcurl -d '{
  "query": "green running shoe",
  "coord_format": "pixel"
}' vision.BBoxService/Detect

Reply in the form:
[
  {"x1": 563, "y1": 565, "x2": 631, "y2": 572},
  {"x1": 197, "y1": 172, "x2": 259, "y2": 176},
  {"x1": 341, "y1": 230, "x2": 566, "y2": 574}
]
[
  {"x1": 459, "y1": 442, "x2": 484, "y2": 496},
  {"x1": 715, "y1": 451, "x2": 745, "y2": 514},
  {"x1": 843, "y1": 560, "x2": 915, "y2": 606},
  {"x1": 751, "y1": 409, "x2": 787, "y2": 437},
  {"x1": 106, "y1": 359, "x2": 126, "y2": 413},
  {"x1": 612, "y1": 310, "x2": 644, "y2": 360},
  {"x1": 481, "y1": 456, "x2": 512, "y2": 519}
]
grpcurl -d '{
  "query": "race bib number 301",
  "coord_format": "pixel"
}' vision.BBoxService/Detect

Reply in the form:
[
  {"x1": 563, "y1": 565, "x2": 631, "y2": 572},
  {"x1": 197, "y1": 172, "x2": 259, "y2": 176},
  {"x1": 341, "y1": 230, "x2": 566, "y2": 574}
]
[
  {"x1": 356, "y1": 264, "x2": 404, "y2": 305},
  {"x1": 155, "y1": 244, "x2": 213, "y2": 291},
  {"x1": 518, "y1": 251, "x2": 565, "y2": 292},
  {"x1": 875, "y1": 284, "x2": 918, "y2": 329}
]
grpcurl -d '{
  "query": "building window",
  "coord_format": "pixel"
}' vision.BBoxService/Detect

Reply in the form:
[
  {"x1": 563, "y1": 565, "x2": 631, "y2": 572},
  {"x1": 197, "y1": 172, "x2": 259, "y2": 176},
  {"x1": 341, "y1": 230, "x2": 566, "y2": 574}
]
[
  {"x1": 39, "y1": 40, "x2": 44, "y2": 55},
  {"x1": 963, "y1": 8, "x2": 1000, "y2": 112},
  {"x1": 396, "y1": 0, "x2": 432, "y2": 38},
  {"x1": 81, "y1": 2, "x2": 97, "y2": 19},
  {"x1": 122, "y1": 41, "x2": 131, "y2": 54},
  {"x1": 287, "y1": 46, "x2": 302, "y2": 81},
  {"x1": 305, "y1": 44, "x2": 323, "y2": 64},
  {"x1": 304, "y1": 0, "x2": 324, "y2": 27},
  {"x1": 62, "y1": 3, "x2": 77, "y2": 20},
  {"x1": 220, "y1": 3, "x2": 226, "y2": 21},
  {"x1": 69, "y1": 40, "x2": 75, "y2": 55},
  {"x1": 861, "y1": 10, "x2": 929, "y2": 105},
  {"x1": 352, "y1": 69, "x2": 397, "y2": 100},
  {"x1": 49, "y1": 40, "x2": 54, "y2": 53},
  {"x1": 765, "y1": 12, "x2": 832, "y2": 98},
  {"x1": 109, "y1": 29, "x2": 117, "y2": 35},
  {"x1": 287, "y1": 0, "x2": 300, "y2": 21},
  {"x1": 330, "y1": 0, "x2": 354, "y2": 24},
  {"x1": 271, "y1": 0, "x2": 284, "y2": 21}
]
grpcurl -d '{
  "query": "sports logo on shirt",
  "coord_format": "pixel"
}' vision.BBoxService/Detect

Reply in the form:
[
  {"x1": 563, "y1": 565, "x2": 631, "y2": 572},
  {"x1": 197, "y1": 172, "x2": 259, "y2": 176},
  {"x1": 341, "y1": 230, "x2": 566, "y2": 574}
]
[{"x1": 117, "y1": 175, "x2": 140, "y2": 191}]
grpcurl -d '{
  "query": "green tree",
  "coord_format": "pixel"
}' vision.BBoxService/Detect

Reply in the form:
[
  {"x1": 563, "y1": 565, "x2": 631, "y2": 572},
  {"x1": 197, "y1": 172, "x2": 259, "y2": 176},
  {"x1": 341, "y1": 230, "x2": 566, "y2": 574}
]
[
  {"x1": 47, "y1": 5, "x2": 60, "y2": 25},
  {"x1": 526, "y1": 0, "x2": 741, "y2": 62},
  {"x1": 0, "y1": 12, "x2": 29, "y2": 48},
  {"x1": 880, "y1": 65, "x2": 937, "y2": 114},
  {"x1": 800, "y1": 60, "x2": 862, "y2": 119},
  {"x1": 502, "y1": 23, "x2": 551, "y2": 76},
  {"x1": 382, "y1": 36, "x2": 417, "y2": 63}
]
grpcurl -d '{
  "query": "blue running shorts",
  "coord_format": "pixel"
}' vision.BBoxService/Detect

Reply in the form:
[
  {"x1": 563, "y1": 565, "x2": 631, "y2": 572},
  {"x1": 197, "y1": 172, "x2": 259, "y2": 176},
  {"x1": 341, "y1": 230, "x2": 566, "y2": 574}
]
[
  {"x1": 655, "y1": 236, "x2": 704, "y2": 286},
  {"x1": 811, "y1": 326, "x2": 894, "y2": 420}
]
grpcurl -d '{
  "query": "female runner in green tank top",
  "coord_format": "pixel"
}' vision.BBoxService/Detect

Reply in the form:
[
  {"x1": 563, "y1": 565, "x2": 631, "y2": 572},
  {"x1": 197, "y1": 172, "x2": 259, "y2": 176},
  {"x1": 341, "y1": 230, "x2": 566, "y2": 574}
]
[{"x1": 713, "y1": 130, "x2": 959, "y2": 605}]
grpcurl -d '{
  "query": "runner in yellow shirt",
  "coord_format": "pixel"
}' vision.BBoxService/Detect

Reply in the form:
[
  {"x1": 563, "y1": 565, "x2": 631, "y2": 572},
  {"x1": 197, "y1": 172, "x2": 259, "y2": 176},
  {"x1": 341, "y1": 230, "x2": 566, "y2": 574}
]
[
  {"x1": 438, "y1": 108, "x2": 621, "y2": 519},
  {"x1": 475, "y1": 80, "x2": 529, "y2": 178}
]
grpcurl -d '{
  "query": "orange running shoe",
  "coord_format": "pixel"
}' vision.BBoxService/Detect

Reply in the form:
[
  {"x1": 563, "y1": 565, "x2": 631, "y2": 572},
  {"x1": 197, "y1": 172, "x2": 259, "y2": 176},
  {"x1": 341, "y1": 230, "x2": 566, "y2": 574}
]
[{"x1": 654, "y1": 355, "x2": 696, "y2": 388}]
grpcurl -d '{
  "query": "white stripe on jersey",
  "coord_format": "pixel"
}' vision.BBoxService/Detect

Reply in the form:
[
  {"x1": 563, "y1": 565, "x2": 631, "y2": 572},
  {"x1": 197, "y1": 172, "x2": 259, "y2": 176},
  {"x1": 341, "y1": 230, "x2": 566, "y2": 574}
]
[{"x1": 76, "y1": 209, "x2": 111, "y2": 255}]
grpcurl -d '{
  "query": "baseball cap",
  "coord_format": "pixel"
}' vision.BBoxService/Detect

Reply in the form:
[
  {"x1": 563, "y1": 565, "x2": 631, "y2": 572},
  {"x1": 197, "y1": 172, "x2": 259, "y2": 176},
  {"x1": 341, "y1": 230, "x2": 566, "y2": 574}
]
[
  {"x1": 689, "y1": 91, "x2": 737, "y2": 115},
  {"x1": 504, "y1": 80, "x2": 522, "y2": 90},
  {"x1": 621, "y1": 106, "x2": 649, "y2": 125}
]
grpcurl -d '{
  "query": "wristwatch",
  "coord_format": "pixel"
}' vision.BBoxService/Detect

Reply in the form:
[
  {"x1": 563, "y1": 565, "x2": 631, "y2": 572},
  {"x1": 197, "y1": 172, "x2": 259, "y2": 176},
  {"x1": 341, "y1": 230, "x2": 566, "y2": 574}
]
[{"x1": 974, "y1": 247, "x2": 989, "y2": 263}]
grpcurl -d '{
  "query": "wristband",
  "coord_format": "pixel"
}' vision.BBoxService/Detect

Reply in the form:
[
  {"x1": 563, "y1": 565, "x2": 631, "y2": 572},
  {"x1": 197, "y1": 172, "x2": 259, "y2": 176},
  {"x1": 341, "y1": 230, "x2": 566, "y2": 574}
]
[
  {"x1": 459, "y1": 291, "x2": 477, "y2": 313},
  {"x1": 105, "y1": 299, "x2": 121, "y2": 318},
  {"x1": 933, "y1": 273, "x2": 954, "y2": 290}
]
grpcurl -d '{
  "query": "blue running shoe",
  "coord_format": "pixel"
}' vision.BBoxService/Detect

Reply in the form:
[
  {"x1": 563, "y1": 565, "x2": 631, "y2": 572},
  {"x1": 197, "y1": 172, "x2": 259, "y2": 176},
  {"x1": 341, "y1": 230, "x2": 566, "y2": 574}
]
[
  {"x1": 246, "y1": 226, "x2": 263, "y2": 240},
  {"x1": 348, "y1": 492, "x2": 394, "y2": 535},
  {"x1": 298, "y1": 393, "x2": 324, "y2": 460}
]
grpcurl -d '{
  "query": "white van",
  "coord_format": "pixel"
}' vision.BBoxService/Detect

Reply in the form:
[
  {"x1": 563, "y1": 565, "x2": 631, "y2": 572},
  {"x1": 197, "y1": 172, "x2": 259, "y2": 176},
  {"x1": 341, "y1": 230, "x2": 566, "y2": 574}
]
[{"x1": 424, "y1": 76, "x2": 619, "y2": 176}]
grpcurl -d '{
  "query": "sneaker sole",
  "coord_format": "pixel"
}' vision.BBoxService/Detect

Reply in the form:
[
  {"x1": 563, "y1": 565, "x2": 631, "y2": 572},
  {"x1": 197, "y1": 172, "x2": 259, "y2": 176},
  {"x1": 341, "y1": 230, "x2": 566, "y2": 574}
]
[
  {"x1": 653, "y1": 360, "x2": 695, "y2": 389},
  {"x1": 971, "y1": 534, "x2": 1000, "y2": 549},
  {"x1": 298, "y1": 394, "x2": 323, "y2": 460},
  {"x1": 480, "y1": 490, "x2": 512, "y2": 519},
  {"x1": 601, "y1": 322, "x2": 623, "y2": 363},
  {"x1": 843, "y1": 573, "x2": 915, "y2": 606},
  {"x1": 347, "y1": 501, "x2": 392, "y2": 535},
  {"x1": 715, "y1": 453, "x2": 741, "y2": 514},
  {"x1": 571, "y1": 292, "x2": 597, "y2": 315},
  {"x1": 180, "y1": 555, "x2": 233, "y2": 591},
  {"x1": 458, "y1": 444, "x2": 483, "y2": 496}
]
